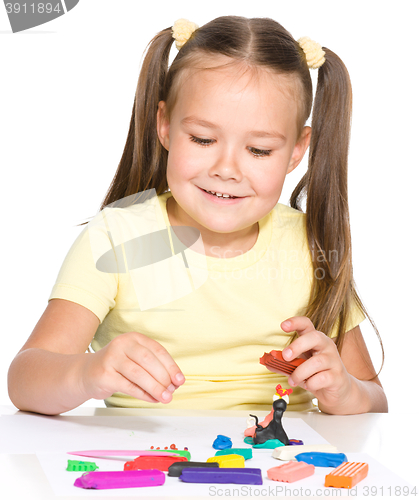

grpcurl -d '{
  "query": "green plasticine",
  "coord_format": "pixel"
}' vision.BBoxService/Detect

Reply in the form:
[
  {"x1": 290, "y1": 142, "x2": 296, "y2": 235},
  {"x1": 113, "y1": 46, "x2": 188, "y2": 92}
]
[
  {"x1": 147, "y1": 449, "x2": 191, "y2": 460},
  {"x1": 215, "y1": 448, "x2": 253, "y2": 460},
  {"x1": 243, "y1": 437, "x2": 285, "y2": 449},
  {"x1": 66, "y1": 460, "x2": 99, "y2": 471}
]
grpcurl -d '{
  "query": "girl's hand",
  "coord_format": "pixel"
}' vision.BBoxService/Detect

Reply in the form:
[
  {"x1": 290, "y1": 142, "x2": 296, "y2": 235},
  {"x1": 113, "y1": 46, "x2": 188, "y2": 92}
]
[
  {"x1": 80, "y1": 332, "x2": 185, "y2": 404},
  {"x1": 281, "y1": 317, "x2": 352, "y2": 411}
]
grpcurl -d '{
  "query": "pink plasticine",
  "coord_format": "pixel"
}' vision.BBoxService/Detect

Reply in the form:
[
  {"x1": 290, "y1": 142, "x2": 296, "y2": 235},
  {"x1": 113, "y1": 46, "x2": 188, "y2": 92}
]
[
  {"x1": 267, "y1": 461, "x2": 315, "y2": 483},
  {"x1": 68, "y1": 450, "x2": 179, "y2": 458},
  {"x1": 244, "y1": 409, "x2": 274, "y2": 437}
]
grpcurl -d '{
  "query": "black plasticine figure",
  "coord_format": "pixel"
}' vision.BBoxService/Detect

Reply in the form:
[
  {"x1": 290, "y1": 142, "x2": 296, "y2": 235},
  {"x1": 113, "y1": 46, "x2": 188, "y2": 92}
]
[{"x1": 250, "y1": 398, "x2": 290, "y2": 445}]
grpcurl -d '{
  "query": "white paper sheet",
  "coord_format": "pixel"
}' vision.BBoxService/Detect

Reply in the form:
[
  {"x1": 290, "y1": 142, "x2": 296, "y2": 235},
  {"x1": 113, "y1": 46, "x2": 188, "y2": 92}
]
[{"x1": 1, "y1": 414, "x2": 414, "y2": 497}]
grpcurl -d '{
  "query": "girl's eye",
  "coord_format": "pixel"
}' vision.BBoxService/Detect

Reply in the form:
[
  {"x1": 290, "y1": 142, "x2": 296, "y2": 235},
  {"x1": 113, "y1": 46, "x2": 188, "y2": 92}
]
[
  {"x1": 248, "y1": 147, "x2": 272, "y2": 158},
  {"x1": 189, "y1": 136, "x2": 214, "y2": 147},
  {"x1": 189, "y1": 136, "x2": 272, "y2": 157}
]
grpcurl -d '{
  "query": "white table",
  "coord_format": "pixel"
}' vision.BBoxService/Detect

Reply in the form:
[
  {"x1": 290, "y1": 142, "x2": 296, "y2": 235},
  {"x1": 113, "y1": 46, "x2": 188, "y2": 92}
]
[{"x1": 1, "y1": 405, "x2": 417, "y2": 499}]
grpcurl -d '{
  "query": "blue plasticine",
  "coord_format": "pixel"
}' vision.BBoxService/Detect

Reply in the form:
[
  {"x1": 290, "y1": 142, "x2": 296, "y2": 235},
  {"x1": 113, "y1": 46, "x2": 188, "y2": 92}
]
[
  {"x1": 212, "y1": 435, "x2": 233, "y2": 450},
  {"x1": 295, "y1": 452, "x2": 348, "y2": 467},
  {"x1": 288, "y1": 439, "x2": 304, "y2": 446}
]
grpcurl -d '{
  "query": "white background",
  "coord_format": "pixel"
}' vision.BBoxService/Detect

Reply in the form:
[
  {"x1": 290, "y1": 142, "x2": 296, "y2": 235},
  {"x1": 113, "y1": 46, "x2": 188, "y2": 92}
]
[{"x1": 1, "y1": 1, "x2": 417, "y2": 413}]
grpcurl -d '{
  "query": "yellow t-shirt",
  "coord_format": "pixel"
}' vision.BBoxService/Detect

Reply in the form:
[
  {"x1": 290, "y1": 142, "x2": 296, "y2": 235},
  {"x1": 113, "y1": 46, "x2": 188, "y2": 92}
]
[{"x1": 49, "y1": 191, "x2": 365, "y2": 411}]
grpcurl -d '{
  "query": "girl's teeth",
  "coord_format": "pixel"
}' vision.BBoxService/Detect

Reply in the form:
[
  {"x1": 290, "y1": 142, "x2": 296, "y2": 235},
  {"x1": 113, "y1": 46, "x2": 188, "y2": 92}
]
[{"x1": 204, "y1": 189, "x2": 237, "y2": 199}]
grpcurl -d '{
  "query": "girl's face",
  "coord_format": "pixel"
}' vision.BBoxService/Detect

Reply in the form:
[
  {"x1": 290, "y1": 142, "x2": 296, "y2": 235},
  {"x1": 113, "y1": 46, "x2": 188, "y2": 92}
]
[{"x1": 157, "y1": 58, "x2": 310, "y2": 254}]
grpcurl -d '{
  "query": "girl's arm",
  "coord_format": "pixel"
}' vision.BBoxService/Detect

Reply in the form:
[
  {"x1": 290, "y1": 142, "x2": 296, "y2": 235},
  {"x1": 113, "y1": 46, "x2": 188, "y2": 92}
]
[
  {"x1": 7, "y1": 299, "x2": 184, "y2": 415},
  {"x1": 280, "y1": 317, "x2": 388, "y2": 415}
]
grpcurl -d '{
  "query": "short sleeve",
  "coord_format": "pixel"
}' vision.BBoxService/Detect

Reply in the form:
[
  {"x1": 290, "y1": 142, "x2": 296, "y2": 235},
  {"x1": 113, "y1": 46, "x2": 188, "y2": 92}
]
[
  {"x1": 48, "y1": 218, "x2": 118, "y2": 324},
  {"x1": 329, "y1": 298, "x2": 366, "y2": 339}
]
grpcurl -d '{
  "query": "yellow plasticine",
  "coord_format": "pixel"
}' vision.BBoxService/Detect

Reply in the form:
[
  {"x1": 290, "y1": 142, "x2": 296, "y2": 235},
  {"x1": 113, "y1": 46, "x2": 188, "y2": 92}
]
[{"x1": 207, "y1": 454, "x2": 245, "y2": 468}]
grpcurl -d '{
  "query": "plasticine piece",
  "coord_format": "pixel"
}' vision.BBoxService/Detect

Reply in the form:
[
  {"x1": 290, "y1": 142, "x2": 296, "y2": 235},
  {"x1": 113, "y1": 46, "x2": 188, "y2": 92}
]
[
  {"x1": 147, "y1": 449, "x2": 191, "y2": 460},
  {"x1": 244, "y1": 437, "x2": 284, "y2": 449},
  {"x1": 288, "y1": 439, "x2": 304, "y2": 446},
  {"x1": 68, "y1": 449, "x2": 180, "y2": 459},
  {"x1": 207, "y1": 454, "x2": 245, "y2": 468},
  {"x1": 212, "y1": 435, "x2": 233, "y2": 450},
  {"x1": 245, "y1": 409, "x2": 274, "y2": 437},
  {"x1": 74, "y1": 469, "x2": 165, "y2": 489},
  {"x1": 253, "y1": 439, "x2": 284, "y2": 449},
  {"x1": 272, "y1": 444, "x2": 338, "y2": 461},
  {"x1": 216, "y1": 448, "x2": 252, "y2": 460},
  {"x1": 267, "y1": 461, "x2": 315, "y2": 483},
  {"x1": 179, "y1": 467, "x2": 263, "y2": 485},
  {"x1": 124, "y1": 455, "x2": 188, "y2": 472},
  {"x1": 325, "y1": 462, "x2": 369, "y2": 489},
  {"x1": 168, "y1": 461, "x2": 219, "y2": 477},
  {"x1": 260, "y1": 350, "x2": 306, "y2": 375},
  {"x1": 251, "y1": 398, "x2": 289, "y2": 445},
  {"x1": 67, "y1": 460, "x2": 99, "y2": 472},
  {"x1": 295, "y1": 452, "x2": 348, "y2": 467}
]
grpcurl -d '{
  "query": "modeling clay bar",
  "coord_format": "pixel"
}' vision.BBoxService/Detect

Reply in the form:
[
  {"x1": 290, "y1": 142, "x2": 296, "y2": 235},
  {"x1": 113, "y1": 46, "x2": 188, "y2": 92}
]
[
  {"x1": 179, "y1": 467, "x2": 263, "y2": 485},
  {"x1": 260, "y1": 350, "x2": 306, "y2": 375},
  {"x1": 124, "y1": 455, "x2": 188, "y2": 471},
  {"x1": 74, "y1": 470, "x2": 165, "y2": 489},
  {"x1": 67, "y1": 460, "x2": 99, "y2": 471},
  {"x1": 207, "y1": 454, "x2": 245, "y2": 468},
  {"x1": 168, "y1": 461, "x2": 219, "y2": 477},
  {"x1": 272, "y1": 444, "x2": 338, "y2": 461},
  {"x1": 267, "y1": 461, "x2": 315, "y2": 483},
  {"x1": 325, "y1": 462, "x2": 369, "y2": 489},
  {"x1": 149, "y1": 449, "x2": 191, "y2": 460},
  {"x1": 215, "y1": 448, "x2": 253, "y2": 460},
  {"x1": 68, "y1": 449, "x2": 180, "y2": 459},
  {"x1": 295, "y1": 451, "x2": 348, "y2": 467}
]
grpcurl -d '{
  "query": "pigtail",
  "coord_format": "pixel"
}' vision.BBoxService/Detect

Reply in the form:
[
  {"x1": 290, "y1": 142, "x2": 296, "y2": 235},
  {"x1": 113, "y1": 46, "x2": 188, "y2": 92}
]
[
  {"x1": 291, "y1": 49, "x2": 383, "y2": 372},
  {"x1": 98, "y1": 28, "x2": 174, "y2": 211}
]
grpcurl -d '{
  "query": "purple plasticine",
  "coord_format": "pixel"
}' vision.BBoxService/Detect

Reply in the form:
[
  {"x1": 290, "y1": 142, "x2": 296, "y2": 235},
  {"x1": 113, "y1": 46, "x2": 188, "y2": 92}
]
[
  {"x1": 74, "y1": 470, "x2": 165, "y2": 489},
  {"x1": 179, "y1": 467, "x2": 263, "y2": 485}
]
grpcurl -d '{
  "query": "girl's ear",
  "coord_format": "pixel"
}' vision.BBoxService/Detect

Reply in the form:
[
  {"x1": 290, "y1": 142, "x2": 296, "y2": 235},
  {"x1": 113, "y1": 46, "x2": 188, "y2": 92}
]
[
  {"x1": 287, "y1": 126, "x2": 312, "y2": 174},
  {"x1": 157, "y1": 101, "x2": 170, "y2": 151}
]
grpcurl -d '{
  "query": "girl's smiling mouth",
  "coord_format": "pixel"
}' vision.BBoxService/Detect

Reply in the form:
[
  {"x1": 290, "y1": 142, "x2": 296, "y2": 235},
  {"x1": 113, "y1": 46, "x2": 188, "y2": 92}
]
[{"x1": 198, "y1": 186, "x2": 246, "y2": 203}]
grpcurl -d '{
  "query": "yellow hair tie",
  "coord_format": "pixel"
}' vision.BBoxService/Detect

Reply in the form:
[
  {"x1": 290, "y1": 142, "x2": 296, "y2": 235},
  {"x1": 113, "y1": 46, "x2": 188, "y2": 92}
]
[
  {"x1": 172, "y1": 18, "x2": 199, "y2": 50},
  {"x1": 297, "y1": 36, "x2": 326, "y2": 69}
]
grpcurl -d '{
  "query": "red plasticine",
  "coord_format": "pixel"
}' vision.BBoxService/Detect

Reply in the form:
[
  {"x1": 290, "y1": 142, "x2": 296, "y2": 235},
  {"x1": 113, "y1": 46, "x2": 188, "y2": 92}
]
[
  {"x1": 260, "y1": 350, "x2": 306, "y2": 375},
  {"x1": 124, "y1": 455, "x2": 188, "y2": 472},
  {"x1": 267, "y1": 462, "x2": 315, "y2": 483}
]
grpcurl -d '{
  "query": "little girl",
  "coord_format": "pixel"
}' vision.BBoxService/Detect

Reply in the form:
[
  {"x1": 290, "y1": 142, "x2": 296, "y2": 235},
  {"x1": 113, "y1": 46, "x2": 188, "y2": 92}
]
[{"x1": 8, "y1": 16, "x2": 387, "y2": 415}]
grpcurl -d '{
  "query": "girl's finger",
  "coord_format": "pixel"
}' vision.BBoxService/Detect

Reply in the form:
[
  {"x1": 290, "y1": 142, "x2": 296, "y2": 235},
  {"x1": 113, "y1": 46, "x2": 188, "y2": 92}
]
[
  {"x1": 288, "y1": 353, "x2": 329, "y2": 387},
  {"x1": 127, "y1": 345, "x2": 172, "y2": 390},
  {"x1": 116, "y1": 357, "x2": 174, "y2": 404},
  {"x1": 114, "y1": 371, "x2": 161, "y2": 404},
  {"x1": 304, "y1": 370, "x2": 333, "y2": 394},
  {"x1": 130, "y1": 334, "x2": 185, "y2": 388},
  {"x1": 283, "y1": 330, "x2": 328, "y2": 361},
  {"x1": 281, "y1": 316, "x2": 315, "y2": 336}
]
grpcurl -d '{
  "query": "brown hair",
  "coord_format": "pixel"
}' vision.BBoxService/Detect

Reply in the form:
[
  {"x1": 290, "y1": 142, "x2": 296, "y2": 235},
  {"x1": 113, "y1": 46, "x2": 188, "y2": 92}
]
[{"x1": 79, "y1": 16, "x2": 383, "y2": 375}]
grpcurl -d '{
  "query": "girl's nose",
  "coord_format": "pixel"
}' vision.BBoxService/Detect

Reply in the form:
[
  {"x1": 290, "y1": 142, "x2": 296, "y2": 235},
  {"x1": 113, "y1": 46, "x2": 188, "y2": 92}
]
[{"x1": 209, "y1": 148, "x2": 243, "y2": 181}]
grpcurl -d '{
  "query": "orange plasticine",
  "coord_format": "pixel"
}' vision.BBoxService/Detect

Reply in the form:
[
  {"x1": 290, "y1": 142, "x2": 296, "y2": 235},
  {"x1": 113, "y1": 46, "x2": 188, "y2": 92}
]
[{"x1": 325, "y1": 462, "x2": 369, "y2": 489}]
